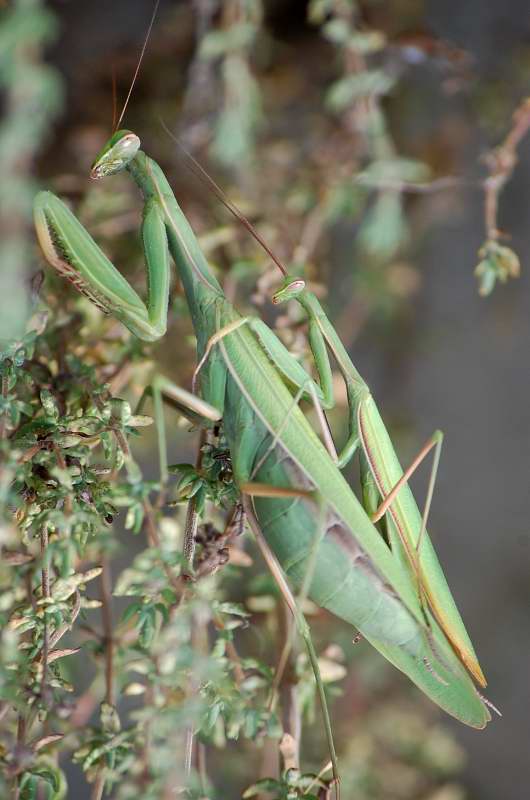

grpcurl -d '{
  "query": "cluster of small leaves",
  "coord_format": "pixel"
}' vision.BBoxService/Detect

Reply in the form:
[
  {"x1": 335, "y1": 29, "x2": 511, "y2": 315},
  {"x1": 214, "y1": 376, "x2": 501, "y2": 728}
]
[
  {"x1": 0, "y1": 300, "x2": 266, "y2": 798},
  {"x1": 106, "y1": 587, "x2": 283, "y2": 799},
  {"x1": 0, "y1": 301, "x2": 160, "y2": 796},
  {"x1": 0, "y1": 0, "x2": 63, "y2": 341},
  {"x1": 308, "y1": 0, "x2": 425, "y2": 285},
  {"x1": 201, "y1": 646, "x2": 281, "y2": 745},
  {"x1": 311, "y1": 0, "x2": 390, "y2": 113},
  {"x1": 474, "y1": 97, "x2": 530, "y2": 294},
  {"x1": 72, "y1": 702, "x2": 136, "y2": 793},
  {"x1": 169, "y1": 437, "x2": 239, "y2": 514},
  {"x1": 244, "y1": 767, "x2": 330, "y2": 800},
  {"x1": 5, "y1": 327, "x2": 150, "y2": 547},
  {"x1": 199, "y1": 0, "x2": 263, "y2": 167},
  {"x1": 475, "y1": 239, "x2": 521, "y2": 296}
]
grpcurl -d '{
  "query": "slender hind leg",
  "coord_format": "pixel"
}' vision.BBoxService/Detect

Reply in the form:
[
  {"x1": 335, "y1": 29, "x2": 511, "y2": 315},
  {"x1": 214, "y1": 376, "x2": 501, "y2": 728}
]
[{"x1": 241, "y1": 494, "x2": 340, "y2": 799}]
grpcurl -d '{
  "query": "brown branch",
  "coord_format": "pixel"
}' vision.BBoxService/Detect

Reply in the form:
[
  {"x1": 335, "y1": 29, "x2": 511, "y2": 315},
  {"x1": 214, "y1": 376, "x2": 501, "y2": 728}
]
[
  {"x1": 40, "y1": 529, "x2": 51, "y2": 701},
  {"x1": 277, "y1": 603, "x2": 301, "y2": 764},
  {"x1": 483, "y1": 97, "x2": 530, "y2": 241},
  {"x1": 0, "y1": 366, "x2": 9, "y2": 439},
  {"x1": 142, "y1": 499, "x2": 182, "y2": 593},
  {"x1": 48, "y1": 590, "x2": 81, "y2": 650},
  {"x1": 90, "y1": 561, "x2": 115, "y2": 800},
  {"x1": 100, "y1": 559, "x2": 114, "y2": 707},
  {"x1": 53, "y1": 444, "x2": 73, "y2": 515},
  {"x1": 91, "y1": 773, "x2": 106, "y2": 800}
]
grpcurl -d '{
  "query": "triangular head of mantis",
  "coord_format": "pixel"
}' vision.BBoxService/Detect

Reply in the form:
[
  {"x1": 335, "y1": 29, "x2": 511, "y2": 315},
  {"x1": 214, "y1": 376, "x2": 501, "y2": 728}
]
[{"x1": 90, "y1": 130, "x2": 141, "y2": 180}]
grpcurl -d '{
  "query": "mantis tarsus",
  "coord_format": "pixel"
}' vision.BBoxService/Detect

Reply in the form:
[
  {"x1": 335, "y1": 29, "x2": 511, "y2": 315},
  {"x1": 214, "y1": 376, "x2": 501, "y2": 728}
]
[{"x1": 34, "y1": 127, "x2": 493, "y2": 774}]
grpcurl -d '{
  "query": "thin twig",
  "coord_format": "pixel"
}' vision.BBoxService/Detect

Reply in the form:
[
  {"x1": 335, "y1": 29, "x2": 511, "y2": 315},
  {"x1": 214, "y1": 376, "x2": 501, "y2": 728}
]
[
  {"x1": 54, "y1": 444, "x2": 73, "y2": 515},
  {"x1": 91, "y1": 773, "x2": 106, "y2": 800},
  {"x1": 277, "y1": 604, "x2": 301, "y2": 763},
  {"x1": 0, "y1": 367, "x2": 9, "y2": 439},
  {"x1": 48, "y1": 590, "x2": 81, "y2": 650},
  {"x1": 90, "y1": 560, "x2": 114, "y2": 800},
  {"x1": 242, "y1": 497, "x2": 340, "y2": 798},
  {"x1": 11, "y1": 715, "x2": 26, "y2": 799},
  {"x1": 40, "y1": 529, "x2": 51, "y2": 700},
  {"x1": 182, "y1": 498, "x2": 199, "y2": 577},
  {"x1": 483, "y1": 97, "x2": 530, "y2": 241},
  {"x1": 352, "y1": 173, "x2": 470, "y2": 194},
  {"x1": 143, "y1": 498, "x2": 182, "y2": 592},
  {"x1": 180, "y1": 429, "x2": 208, "y2": 778},
  {"x1": 100, "y1": 559, "x2": 115, "y2": 707}
]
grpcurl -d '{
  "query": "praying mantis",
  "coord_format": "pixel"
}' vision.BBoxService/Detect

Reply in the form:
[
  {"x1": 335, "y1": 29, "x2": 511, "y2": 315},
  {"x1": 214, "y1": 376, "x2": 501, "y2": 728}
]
[{"x1": 33, "y1": 128, "x2": 493, "y2": 758}]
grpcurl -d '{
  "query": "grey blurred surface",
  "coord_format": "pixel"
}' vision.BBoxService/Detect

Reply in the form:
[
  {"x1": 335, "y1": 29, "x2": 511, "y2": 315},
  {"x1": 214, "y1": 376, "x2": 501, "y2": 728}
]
[{"x1": 407, "y1": 3, "x2": 530, "y2": 797}]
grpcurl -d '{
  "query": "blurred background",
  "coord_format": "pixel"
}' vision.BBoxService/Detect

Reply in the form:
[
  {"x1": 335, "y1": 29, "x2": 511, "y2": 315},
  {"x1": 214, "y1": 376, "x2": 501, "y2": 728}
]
[{"x1": 2, "y1": 0, "x2": 530, "y2": 797}]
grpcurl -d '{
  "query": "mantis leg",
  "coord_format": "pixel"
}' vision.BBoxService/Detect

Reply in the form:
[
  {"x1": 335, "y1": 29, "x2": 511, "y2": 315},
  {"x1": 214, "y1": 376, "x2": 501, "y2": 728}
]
[
  {"x1": 195, "y1": 317, "x2": 339, "y2": 460},
  {"x1": 136, "y1": 377, "x2": 221, "y2": 581},
  {"x1": 359, "y1": 431, "x2": 444, "y2": 627},
  {"x1": 34, "y1": 191, "x2": 170, "y2": 342},
  {"x1": 136, "y1": 375, "x2": 222, "y2": 485},
  {"x1": 246, "y1": 318, "x2": 332, "y2": 407},
  {"x1": 243, "y1": 484, "x2": 328, "y2": 701},
  {"x1": 260, "y1": 292, "x2": 363, "y2": 469},
  {"x1": 247, "y1": 318, "x2": 339, "y2": 461},
  {"x1": 191, "y1": 316, "x2": 322, "y2": 400},
  {"x1": 370, "y1": 431, "x2": 443, "y2": 529},
  {"x1": 241, "y1": 494, "x2": 340, "y2": 798},
  {"x1": 290, "y1": 294, "x2": 486, "y2": 685}
]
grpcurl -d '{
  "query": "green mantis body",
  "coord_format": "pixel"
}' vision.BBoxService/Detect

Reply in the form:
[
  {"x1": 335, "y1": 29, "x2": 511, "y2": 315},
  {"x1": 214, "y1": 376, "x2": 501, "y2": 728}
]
[{"x1": 34, "y1": 130, "x2": 491, "y2": 729}]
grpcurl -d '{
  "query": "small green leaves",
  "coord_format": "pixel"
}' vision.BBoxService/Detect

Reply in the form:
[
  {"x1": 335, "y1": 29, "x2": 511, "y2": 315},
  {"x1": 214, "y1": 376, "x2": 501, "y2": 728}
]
[
  {"x1": 100, "y1": 702, "x2": 121, "y2": 735},
  {"x1": 39, "y1": 389, "x2": 59, "y2": 420},
  {"x1": 243, "y1": 769, "x2": 328, "y2": 799},
  {"x1": 169, "y1": 441, "x2": 238, "y2": 514},
  {"x1": 359, "y1": 192, "x2": 408, "y2": 261},
  {"x1": 19, "y1": 759, "x2": 67, "y2": 800},
  {"x1": 200, "y1": 23, "x2": 257, "y2": 58},
  {"x1": 121, "y1": 599, "x2": 164, "y2": 649},
  {"x1": 47, "y1": 567, "x2": 102, "y2": 603},
  {"x1": 327, "y1": 70, "x2": 395, "y2": 112},
  {"x1": 475, "y1": 240, "x2": 521, "y2": 295}
]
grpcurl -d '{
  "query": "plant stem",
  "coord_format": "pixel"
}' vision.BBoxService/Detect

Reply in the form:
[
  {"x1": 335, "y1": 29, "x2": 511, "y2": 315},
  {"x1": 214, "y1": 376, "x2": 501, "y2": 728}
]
[
  {"x1": 100, "y1": 558, "x2": 114, "y2": 707},
  {"x1": 40, "y1": 528, "x2": 50, "y2": 702}
]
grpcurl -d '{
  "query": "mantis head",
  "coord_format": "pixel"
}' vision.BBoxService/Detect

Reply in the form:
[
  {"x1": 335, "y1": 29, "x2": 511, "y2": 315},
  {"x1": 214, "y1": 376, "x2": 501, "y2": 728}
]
[
  {"x1": 90, "y1": 130, "x2": 141, "y2": 179},
  {"x1": 272, "y1": 278, "x2": 306, "y2": 305}
]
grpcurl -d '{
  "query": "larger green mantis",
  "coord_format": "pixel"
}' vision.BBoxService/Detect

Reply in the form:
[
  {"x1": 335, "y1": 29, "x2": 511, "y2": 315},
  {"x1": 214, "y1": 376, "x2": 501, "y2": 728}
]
[{"x1": 33, "y1": 129, "x2": 492, "y2": 731}]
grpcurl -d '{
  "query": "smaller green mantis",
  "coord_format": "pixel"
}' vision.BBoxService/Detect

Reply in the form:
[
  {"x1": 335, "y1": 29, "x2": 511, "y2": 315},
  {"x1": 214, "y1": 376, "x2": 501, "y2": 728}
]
[{"x1": 34, "y1": 125, "x2": 496, "y2": 755}]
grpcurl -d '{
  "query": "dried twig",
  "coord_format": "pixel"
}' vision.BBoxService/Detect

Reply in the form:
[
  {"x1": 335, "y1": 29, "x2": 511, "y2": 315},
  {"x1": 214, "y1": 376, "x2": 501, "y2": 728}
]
[
  {"x1": 483, "y1": 97, "x2": 530, "y2": 241},
  {"x1": 474, "y1": 97, "x2": 530, "y2": 294},
  {"x1": 100, "y1": 559, "x2": 115, "y2": 708},
  {"x1": 40, "y1": 529, "x2": 51, "y2": 703}
]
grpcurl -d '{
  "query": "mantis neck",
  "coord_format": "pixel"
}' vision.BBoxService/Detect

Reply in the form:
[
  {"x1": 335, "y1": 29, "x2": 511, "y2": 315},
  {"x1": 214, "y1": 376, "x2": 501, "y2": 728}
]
[
  {"x1": 299, "y1": 291, "x2": 365, "y2": 388},
  {"x1": 127, "y1": 151, "x2": 225, "y2": 333}
]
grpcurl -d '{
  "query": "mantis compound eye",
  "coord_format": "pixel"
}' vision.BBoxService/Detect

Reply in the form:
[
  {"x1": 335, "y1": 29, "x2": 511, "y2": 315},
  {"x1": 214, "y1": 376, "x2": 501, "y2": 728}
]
[{"x1": 271, "y1": 278, "x2": 306, "y2": 305}]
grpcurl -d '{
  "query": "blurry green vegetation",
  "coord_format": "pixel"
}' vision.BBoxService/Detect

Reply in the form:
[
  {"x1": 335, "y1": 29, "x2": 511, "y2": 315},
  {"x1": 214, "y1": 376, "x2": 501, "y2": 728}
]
[
  {"x1": 0, "y1": 0, "x2": 62, "y2": 341},
  {"x1": 1, "y1": 0, "x2": 523, "y2": 797}
]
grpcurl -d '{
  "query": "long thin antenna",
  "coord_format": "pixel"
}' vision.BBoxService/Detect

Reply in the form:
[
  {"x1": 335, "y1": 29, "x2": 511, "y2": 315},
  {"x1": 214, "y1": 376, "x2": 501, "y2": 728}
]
[
  {"x1": 111, "y1": 66, "x2": 118, "y2": 132},
  {"x1": 115, "y1": 0, "x2": 161, "y2": 132},
  {"x1": 159, "y1": 118, "x2": 288, "y2": 277}
]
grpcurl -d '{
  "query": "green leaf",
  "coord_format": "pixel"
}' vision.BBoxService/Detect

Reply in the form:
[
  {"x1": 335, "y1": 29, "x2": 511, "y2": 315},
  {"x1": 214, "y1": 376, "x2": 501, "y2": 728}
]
[
  {"x1": 475, "y1": 240, "x2": 520, "y2": 296},
  {"x1": 200, "y1": 23, "x2": 256, "y2": 58},
  {"x1": 327, "y1": 71, "x2": 395, "y2": 111},
  {"x1": 217, "y1": 602, "x2": 250, "y2": 618},
  {"x1": 243, "y1": 778, "x2": 282, "y2": 797},
  {"x1": 121, "y1": 600, "x2": 142, "y2": 623}
]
